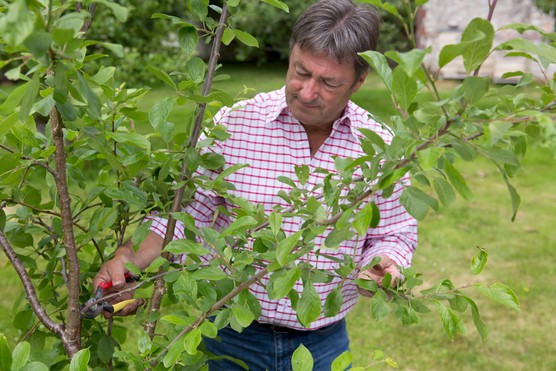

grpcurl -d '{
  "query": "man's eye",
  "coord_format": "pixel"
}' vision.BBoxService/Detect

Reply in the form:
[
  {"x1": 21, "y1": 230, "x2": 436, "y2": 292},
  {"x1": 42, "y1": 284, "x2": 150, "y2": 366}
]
[{"x1": 324, "y1": 81, "x2": 340, "y2": 89}]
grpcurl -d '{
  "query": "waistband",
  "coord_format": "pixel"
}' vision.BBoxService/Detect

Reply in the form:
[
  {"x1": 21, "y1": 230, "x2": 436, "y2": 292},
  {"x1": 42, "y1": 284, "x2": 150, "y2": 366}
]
[{"x1": 252, "y1": 319, "x2": 342, "y2": 334}]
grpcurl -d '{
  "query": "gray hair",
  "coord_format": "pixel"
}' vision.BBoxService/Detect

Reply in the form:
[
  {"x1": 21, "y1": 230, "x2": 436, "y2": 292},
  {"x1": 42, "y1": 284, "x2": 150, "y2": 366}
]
[{"x1": 289, "y1": 0, "x2": 381, "y2": 79}]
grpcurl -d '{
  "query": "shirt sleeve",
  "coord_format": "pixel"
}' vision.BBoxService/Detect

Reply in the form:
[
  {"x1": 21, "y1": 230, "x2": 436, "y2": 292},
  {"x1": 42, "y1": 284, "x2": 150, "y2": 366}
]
[{"x1": 360, "y1": 175, "x2": 418, "y2": 269}]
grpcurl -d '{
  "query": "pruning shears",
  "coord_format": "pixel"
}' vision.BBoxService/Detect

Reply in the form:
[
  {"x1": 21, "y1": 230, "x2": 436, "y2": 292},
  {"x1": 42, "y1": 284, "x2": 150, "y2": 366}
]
[{"x1": 81, "y1": 273, "x2": 139, "y2": 319}]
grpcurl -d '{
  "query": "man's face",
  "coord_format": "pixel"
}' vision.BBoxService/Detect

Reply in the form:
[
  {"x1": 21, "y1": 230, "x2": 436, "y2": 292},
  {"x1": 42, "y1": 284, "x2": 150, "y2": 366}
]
[{"x1": 285, "y1": 44, "x2": 368, "y2": 131}]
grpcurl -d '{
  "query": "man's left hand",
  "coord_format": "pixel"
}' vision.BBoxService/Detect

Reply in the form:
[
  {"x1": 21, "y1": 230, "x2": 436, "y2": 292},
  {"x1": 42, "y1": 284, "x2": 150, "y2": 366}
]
[{"x1": 357, "y1": 254, "x2": 401, "y2": 297}]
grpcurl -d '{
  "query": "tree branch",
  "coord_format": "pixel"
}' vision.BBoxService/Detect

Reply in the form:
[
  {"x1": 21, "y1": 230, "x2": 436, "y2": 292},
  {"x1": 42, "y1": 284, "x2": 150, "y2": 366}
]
[
  {"x1": 49, "y1": 105, "x2": 81, "y2": 357},
  {"x1": 0, "y1": 229, "x2": 64, "y2": 337},
  {"x1": 145, "y1": 4, "x2": 230, "y2": 339}
]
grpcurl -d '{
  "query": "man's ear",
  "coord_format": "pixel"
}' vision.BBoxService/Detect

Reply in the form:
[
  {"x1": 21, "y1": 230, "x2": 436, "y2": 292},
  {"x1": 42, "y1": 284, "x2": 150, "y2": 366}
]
[{"x1": 352, "y1": 70, "x2": 369, "y2": 92}]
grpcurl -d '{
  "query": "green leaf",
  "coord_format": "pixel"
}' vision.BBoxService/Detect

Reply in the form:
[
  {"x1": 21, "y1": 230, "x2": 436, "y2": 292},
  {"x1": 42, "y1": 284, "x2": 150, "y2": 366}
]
[
  {"x1": 295, "y1": 164, "x2": 310, "y2": 186},
  {"x1": 359, "y1": 51, "x2": 392, "y2": 90},
  {"x1": 297, "y1": 282, "x2": 321, "y2": 327},
  {"x1": 438, "y1": 42, "x2": 467, "y2": 68},
  {"x1": 101, "y1": 42, "x2": 124, "y2": 58},
  {"x1": 233, "y1": 29, "x2": 259, "y2": 48},
  {"x1": 11, "y1": 341, "x2": 30, "y2": 371},
  {"x1": 385, "y1": 47, "x2": 430, "y2": 77},
  {"x1": 461, "y1": 18, "x2": 495, "y2": 73},
  {"x1": 0, "y1": 83, "x2": 29, "y2": 115},
  {"x1": 269, "y1": 212, "x2": 282, "y2": 236},
  {"x1": 0, "y1": 210, "x2": 6, "y2": 231},
  {"x1": 271, "y1": 266, "x2": 302, "y2": 299},
  {"x1": 464, "y1": 297, "x2": 489, "y2": 341},
  {"x1": 444, "y1": 160, "x2": 473, "y2": 201},
  {"x1": 149, "y1": 97, "x2": 175, "y2": 130},
  {"x1": 97, "y1": 335, "x2": 114, "y2": 364},
  {"x1": 147, "y1": 66, "x2": 177, "y2": 89},
  {"x1": 261, "y1": 0, "x2": 289, "y2": 12},
  {"x1": 19, "y1": 362, "x2": 48, "y2": 371},
  {"x1": 200, "y1": 152, "x2": 225, "y2": 170},
  {"x1": 370, "y1": 291, "x2": 389, "y2": 321},
  {"x1": 163, "y1": 337, "x2": 185, "y2": 368},
  {"x1": 178, "y1": 26, "x2": 199, "y2": 56},
  {"x1": 11, "y1": 125, "x2": 39, "y2": 148},
  {"x1": 192, "y1": 266, "x2": 228, "y2": 281},
  {"x1": 160, "y1": 314, "x2": 190, "y2": 326},
  {"x1": 501, "y1": 172, "x2": 521, "y2": 222},
  {"x1": 186, "y1": 57, "x2": 206, "y2": 84},
  {"x1": 24, "y1": 31, "x2": 52, "y2": 61},
  {"x1": 0, "y1": 335, "x2": 11, "y2": 371},
  {"x1": 470, "y1": 247, "x2": 488, "y2": 275},
  {"x1": 69, "y1": 348, "x2": 90, "y2": 371},
  {"x1": 108, "y1": 132, "x2": 151, "y2": 152},
  {"x1": 292, "y1": 344, "x2": 313, "y2": 371},
  {"x1": 324, "y1": 286, "x2": 343, "y2": 317},
  {"x1": 496, "y1": 37, "x2": 556, "y2": 65},
  {"x1": 462, "y1": 76, "x2": 490, "y2": 103},
  {"x1": 200, "y1": 320, "x2": 218, "y2": 339},
  {"x1": 433, "y1": 177, "x2": 456, "y2": 207},
  {"x1": 232, "y1": 304, "x2": 255, "y2": 327},
  {"x1": 164, "y1": 239, "x2": 210, "y2": 256},
  {"x1": 352, "y1": 202, "x2": 375, "y2": 236},
  {"x1": 222, "y1": 28, "x2": 235, "y2": 45},
  {"x1": 76, "y1": 72, "x2": 101, "y2": 121},
  {"x1": 220, "y1": 216, "x2": 258, "y2": 237},
  {"x1": 475, "y1": 283, "x2": 520, "y2": 311},
  {"x1": 0, "y1": 0, "x2": 37, "y2": 45},
  {"x1": 276, "y1": 231, "x2": 302, "y2": 266},
  {"x1": 20, "y1": 73, "x2": 40, "y2": 121},
  {"x1": 331, "y1": 351, "x2": 352, "y2": 371},
  {"x1": 324, "y1": 225, "x2": 354, "y2": 249},
  {"x1": 96, "y1": 0, "x2": 129, "y2": 22},
  {"x1": 392, "y1": 67, "x2": 418, "y2": 112},
  {"x1": 477, "y1": 147, "x2": 520, "y2": 166},
  {"x1": 435, "y1": 301, "x2": 466, "y2": 340},
  {"x1": 190, "y1": 0, "x2": 209, "y2": 21},
  {"x1": 151, "y1": 13, "x2": 195, "y2": 27},
  {"x1": 400, "y1": 186, "x2": 439, "y2": 220}
]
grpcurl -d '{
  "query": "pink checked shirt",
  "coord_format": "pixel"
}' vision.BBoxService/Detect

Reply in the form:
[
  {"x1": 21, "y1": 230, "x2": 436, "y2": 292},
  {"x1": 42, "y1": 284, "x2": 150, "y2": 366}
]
[{"x1": 148, "y1": 87, "x2": 417, "y2": 330}]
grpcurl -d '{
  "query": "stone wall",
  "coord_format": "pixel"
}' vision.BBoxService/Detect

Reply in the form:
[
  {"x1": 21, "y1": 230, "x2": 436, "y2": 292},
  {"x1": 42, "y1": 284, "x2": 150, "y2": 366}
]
[{"x1": 417, "y1": 0, "x2": 554, "y2": 81}]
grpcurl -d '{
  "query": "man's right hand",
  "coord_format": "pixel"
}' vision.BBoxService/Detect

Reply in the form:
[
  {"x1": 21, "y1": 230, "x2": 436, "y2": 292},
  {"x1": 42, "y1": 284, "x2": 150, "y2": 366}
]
[{"x1": 92, "y1": 231, "x2": 164, "y2": 318}]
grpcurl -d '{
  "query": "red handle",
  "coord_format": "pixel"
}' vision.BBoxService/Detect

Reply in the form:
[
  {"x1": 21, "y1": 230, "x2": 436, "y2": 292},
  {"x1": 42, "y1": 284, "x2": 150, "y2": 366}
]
[{"x1": 97, "y1": 272, "x2": 133, "y2": 291}]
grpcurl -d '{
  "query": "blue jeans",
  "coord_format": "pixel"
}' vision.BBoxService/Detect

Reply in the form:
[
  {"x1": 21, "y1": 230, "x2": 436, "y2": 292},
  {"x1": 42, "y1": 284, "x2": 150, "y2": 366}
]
[{"x1": 204, "y1": 319, "x2": 350, "y2": 370}]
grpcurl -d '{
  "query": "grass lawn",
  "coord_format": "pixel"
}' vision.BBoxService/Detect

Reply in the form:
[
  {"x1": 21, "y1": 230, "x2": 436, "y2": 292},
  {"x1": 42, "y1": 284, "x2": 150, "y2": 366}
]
[{"x1": 1, "y1": 64, "x2": 555, "y2": 370}]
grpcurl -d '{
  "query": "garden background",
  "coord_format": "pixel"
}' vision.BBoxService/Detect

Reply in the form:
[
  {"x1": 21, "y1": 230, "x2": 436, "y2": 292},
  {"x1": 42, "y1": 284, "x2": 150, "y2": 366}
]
[{"x1": 1, "y1": 0, "x2": 555, "y2": 370}]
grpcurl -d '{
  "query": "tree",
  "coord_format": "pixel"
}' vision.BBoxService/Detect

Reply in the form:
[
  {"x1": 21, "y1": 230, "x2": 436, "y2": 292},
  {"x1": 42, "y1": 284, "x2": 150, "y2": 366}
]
[{"x1": 1, "y1": 0, "x2": 554, "y2": 369}]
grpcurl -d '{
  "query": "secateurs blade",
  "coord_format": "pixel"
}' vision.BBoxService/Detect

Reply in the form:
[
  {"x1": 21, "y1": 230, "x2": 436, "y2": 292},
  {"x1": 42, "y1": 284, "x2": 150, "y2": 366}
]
[{"x1": 81, "y1": 272, "x2": 138, "y2": 319}]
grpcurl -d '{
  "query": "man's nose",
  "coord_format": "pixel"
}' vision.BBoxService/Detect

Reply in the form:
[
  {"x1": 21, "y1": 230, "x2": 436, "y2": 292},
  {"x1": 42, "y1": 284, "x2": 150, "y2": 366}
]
[{"x1": 299, "y1": 78, "x2": 319, "y2": 102}]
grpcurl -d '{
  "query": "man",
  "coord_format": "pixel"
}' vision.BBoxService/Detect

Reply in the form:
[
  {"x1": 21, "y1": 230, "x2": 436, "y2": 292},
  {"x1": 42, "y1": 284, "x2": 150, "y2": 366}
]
[{"x1": 94, "y1": 0, "x2": 417, "y2": 369}]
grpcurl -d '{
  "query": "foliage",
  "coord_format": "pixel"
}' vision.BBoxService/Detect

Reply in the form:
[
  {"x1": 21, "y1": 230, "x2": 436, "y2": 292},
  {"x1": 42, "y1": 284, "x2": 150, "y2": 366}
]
[
  {"x1": 226, "y1": 0, "x2": 412, "y2": 64},
  {"x1": 1, "y1": 0, "x2": 555, "y2": 370}
]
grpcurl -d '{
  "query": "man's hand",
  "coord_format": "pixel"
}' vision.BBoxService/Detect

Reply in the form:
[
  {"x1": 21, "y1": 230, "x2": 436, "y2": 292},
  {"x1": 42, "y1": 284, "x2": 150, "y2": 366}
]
[
  {"x1": 357, "y1": 254, "x2": 401, "y2": 298},
  {"x1": 93, "y1": 252, "x2": 144, "y2": 318},
  {"x1": 91, "y1": 232, "x2": 163, "y2": 318}
]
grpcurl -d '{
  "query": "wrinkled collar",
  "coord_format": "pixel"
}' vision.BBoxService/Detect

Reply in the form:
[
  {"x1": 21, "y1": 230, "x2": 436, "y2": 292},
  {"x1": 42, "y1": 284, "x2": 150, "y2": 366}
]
[{"x1": 266, "y1": 87, "x2": 360, "y2": 137}]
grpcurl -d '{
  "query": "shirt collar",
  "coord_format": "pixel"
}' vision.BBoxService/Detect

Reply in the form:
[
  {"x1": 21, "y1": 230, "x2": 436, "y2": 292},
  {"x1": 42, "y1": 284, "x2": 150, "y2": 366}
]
[{"x1": 268, "y1": 87, "x2": 363, "y2": 139}]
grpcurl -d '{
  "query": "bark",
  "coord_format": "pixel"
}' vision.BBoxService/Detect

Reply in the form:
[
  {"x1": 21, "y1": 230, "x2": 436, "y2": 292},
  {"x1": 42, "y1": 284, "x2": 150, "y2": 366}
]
[{"x1": 49, "y1": 106, "x2": 82, "y2": 356}]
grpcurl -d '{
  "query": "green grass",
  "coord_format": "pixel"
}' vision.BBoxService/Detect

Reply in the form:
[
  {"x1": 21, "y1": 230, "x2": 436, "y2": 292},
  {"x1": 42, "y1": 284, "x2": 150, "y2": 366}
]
[
  {"x1": 2, "y1": 65, "x2": 555, "y2": 369},
  {"x1": 348, "y1": 146, "x2": 556, "y2": 370}
]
